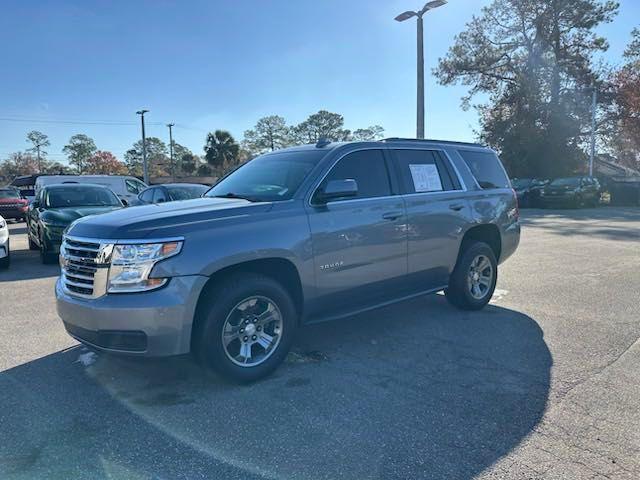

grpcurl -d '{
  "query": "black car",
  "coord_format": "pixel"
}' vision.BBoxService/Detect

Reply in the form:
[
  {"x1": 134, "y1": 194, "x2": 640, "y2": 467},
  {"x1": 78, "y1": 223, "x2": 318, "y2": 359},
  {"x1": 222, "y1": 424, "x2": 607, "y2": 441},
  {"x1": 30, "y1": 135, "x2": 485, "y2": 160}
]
[
  {"x1": 540, "y1": 176, "x2": 601, "y2": 208},
  {"x1": 136, "y1": 183, "x2": 210, "y2": 205},
  {"x1": 511, "y1": 178, "x2": 548, "y2": 208}
]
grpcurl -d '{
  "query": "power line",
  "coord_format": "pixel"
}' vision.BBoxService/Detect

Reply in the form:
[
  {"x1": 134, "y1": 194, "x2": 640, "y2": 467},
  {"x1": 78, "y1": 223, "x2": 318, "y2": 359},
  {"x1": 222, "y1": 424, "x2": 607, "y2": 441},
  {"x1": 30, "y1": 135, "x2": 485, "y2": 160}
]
[{"x1": 0, "y1": 116, "x2": 165, "y2": 126}]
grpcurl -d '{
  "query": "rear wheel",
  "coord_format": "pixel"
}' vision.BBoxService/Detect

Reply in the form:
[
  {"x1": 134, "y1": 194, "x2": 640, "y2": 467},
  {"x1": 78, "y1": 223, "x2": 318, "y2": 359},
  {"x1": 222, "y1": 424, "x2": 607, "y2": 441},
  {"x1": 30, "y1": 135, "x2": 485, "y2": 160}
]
[
  {"x1": 194, "y1": 273, "x2": 297, "y2": 383},
  {"x1": 445, "y1": 241, "x2": 497, "y2": 311}
]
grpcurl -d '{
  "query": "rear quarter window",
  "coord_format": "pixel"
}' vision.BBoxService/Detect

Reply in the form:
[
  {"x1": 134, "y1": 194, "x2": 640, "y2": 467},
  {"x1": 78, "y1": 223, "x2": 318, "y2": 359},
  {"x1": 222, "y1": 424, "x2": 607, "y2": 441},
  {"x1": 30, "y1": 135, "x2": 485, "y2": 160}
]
[{"x1": 458, "y1": 150, "x2": 510, "y2": 189}]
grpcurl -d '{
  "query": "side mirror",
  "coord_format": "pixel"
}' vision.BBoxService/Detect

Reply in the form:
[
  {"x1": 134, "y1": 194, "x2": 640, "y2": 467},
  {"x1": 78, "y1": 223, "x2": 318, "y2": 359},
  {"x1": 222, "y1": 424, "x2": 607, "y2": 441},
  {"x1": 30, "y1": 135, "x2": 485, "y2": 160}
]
[
  {"x1": 31, "y1": 200, "x2": 39, "y2": 208},
  {"x1": 120, "y1": 198, "x2": 128, "y2": 207},
  {"x1": 316, "y1": 179, "x2": 358, "y2": 204}
]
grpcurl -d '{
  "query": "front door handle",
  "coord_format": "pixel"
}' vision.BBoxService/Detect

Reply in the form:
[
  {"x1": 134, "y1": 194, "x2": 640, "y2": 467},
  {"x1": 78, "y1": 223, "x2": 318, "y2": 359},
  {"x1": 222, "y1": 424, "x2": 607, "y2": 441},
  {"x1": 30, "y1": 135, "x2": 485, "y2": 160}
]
[
  {"x1": 382, "y1": 211, "x2": 403, "y2": 221},
  {"x1": 449, "y1": 203, "x2": 464, "y2": 211}
]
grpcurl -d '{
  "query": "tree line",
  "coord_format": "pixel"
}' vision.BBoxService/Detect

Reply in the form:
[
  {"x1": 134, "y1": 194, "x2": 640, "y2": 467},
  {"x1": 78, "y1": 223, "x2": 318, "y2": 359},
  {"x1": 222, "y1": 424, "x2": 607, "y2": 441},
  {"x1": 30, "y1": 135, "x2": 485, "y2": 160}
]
[
  {"x1": 436, "y1": 0, "x2": 639, "y2": 178},
  {"x1": 0, "y1": 110, "x2": 384, "y2": 182}
]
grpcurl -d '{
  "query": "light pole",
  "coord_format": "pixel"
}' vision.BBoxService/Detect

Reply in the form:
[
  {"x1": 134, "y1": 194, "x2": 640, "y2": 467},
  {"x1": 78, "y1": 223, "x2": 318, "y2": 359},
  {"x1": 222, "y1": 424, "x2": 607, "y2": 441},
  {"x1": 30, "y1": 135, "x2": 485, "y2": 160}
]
[
  {"x1": 167, "y1": 123, "x2": 175, "y2": 181},
  {"x1": 395, "y1": 0, "x2": 447, "y2": 139},
  {"x1": 589, "y1": 89, "x2": 597, "y2": 177},
  {"x1": 136, "y1": 109, "x2": 149, "y2": 184}
]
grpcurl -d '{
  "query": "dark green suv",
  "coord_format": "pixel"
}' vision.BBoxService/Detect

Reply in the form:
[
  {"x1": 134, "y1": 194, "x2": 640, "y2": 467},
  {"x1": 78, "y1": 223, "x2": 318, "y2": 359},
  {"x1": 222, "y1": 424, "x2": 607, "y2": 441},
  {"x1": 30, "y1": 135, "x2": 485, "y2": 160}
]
[{"x1": 27, "y1": 184, "x2": 123, "y2": 263}]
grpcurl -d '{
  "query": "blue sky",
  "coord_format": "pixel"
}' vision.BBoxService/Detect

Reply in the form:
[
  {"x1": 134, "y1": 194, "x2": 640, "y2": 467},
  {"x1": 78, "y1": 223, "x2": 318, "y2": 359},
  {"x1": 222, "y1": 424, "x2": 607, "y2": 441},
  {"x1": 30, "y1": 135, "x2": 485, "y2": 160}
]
[{"x1": 0, "y1": 0, "x2": 638, "y2": 163}]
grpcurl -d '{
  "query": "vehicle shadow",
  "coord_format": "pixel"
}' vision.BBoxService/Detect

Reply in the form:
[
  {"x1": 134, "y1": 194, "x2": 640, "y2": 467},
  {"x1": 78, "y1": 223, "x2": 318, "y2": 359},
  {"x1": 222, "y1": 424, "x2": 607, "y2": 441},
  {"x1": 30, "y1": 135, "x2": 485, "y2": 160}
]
[
  {"x1": 0, "y1": 248, "x2": 59, "y2": 282},
  {"x1": 0, "y1": 296, "x2": 551, "y2": 480}
]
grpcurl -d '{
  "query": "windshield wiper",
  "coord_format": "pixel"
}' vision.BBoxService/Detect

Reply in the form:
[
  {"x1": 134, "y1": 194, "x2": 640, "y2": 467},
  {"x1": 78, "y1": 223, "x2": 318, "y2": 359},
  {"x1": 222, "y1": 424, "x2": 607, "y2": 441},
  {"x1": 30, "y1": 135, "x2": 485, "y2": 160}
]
[{"x1": 210, "y1": 193, "x2": 259, "y2": 202}]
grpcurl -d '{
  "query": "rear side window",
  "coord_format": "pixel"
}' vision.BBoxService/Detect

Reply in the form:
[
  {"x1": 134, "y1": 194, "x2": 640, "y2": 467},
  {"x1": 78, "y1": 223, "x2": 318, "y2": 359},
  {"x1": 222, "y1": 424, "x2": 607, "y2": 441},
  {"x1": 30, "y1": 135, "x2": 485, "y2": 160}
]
[
  {"x1": 320, "y1": 150, "x2": 391, "y2": 200},
  {"x1": 393, "y1": 149, "x2": 456, "y2": 193},
  {"x1": 459, "y1": 150, "x2": 510, "y2": 189}
]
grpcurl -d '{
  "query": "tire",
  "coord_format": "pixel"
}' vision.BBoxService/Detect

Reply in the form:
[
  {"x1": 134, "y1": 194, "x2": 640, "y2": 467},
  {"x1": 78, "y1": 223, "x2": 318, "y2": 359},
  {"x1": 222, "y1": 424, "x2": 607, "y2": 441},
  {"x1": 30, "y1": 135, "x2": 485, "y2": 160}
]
[
  {"x1": 28, "y1": 233, "x2": 38, "y2": 251},
  {"x1": 445, "y1": 241, "x2": 498, "y2": 311},
  {"x1": 0, "y1": 242, "x2": 9, "y2": 269},
  {"x1": 40, "y1": 236, "x2": 57, "y2": 265},
  {"x1": 194, "y1": 273, "x2": 297, "y2": 383}
]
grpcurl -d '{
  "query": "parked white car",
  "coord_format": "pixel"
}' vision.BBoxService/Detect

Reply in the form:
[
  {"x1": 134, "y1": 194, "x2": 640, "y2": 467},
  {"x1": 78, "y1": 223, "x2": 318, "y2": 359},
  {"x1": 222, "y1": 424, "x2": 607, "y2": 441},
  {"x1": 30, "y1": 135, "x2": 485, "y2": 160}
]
[
  {"x1": 35, "y1": 175, "x2": 147, "y2": 206},
  {"x1": 0, "y1": 214, "x2": 9, "y2": 269}
]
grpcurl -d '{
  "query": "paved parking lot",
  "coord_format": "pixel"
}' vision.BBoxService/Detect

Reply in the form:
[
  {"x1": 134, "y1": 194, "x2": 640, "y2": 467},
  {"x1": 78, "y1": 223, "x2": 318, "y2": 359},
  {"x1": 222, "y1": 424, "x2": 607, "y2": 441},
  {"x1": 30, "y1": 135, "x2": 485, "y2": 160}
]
[{"x1": 1, "y1": 208, "x2": 639, "y2": 480}]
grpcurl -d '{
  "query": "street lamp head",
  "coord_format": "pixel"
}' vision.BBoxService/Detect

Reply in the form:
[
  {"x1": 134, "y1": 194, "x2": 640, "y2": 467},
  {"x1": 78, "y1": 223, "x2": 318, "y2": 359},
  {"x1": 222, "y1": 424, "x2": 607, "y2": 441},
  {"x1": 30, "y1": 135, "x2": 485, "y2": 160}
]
[
  {"x1": 136, "y1": 109, "x2": 149, "y2": 115},
  {"x1": 167, "y1": 123, "x2": 175, "y2": 127},
  {"x1": 395, "y1": 10, "x2": 417, "y2": 22},
  {"x1": 422, "y1": 0, "x2": 447, "y2": 13}
]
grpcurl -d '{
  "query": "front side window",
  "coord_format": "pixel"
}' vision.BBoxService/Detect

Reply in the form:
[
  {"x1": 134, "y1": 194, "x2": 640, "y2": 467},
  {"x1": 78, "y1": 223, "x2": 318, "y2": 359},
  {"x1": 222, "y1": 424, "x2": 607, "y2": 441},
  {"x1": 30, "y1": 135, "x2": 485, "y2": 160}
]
[
  {"x1": 139, "y1": 188, "x2": 155, "y2": 203},
  {"x1": 45, "y1": 186, "x2": 122, "y2": 208},
  {"x1": 393, "y1": 149, "x2": 455, "y2": 193},
  {"x1": 459, "y1": 150, "x2": 510, "y2": 189},
  {"x1": 206, "y1": 150, "x2": 325, "y2": 202},
  {"x1": 317, "y1": 149, "x2": 391, "y2": 200},
  {"x1": 152, "y1": 188, "x2": 169, "y2": 203},
  {"x1": 126, "y1": 179, "x2": 139, "y2": 194}
]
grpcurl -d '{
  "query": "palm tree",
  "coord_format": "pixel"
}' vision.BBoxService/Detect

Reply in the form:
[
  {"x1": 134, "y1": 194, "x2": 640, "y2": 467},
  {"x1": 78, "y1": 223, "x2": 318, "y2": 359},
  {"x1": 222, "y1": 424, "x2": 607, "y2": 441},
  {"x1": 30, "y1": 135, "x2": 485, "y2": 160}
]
[{"x1": 204, "y1": 130, "x2": 240, "y2": 170}]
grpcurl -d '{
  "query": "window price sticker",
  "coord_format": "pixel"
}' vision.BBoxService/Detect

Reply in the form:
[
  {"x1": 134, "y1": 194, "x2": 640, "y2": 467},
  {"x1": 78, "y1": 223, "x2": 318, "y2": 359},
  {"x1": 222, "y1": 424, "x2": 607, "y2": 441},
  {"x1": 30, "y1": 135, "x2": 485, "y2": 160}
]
[{"x1": 409, "y1": 164, "x2": 443, "y2": 192}]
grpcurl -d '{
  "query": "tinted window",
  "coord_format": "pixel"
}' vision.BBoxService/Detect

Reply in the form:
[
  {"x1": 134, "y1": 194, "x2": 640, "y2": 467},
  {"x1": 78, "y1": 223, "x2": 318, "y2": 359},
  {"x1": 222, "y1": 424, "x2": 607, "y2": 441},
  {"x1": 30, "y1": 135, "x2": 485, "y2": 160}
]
[
  {"x1": 459, "y1": 150, "x2": 510, "y2": 189},
  {"x1": 0, "y1": 189, "x2": 20, "y2": 200},
  {"x1": 166, "y1": 185, "x2": 208, "y2": 200},
  {"x1": 153, "y1": 188, "x2": 169, "y2": 203},
  {"x1": 319, "y1": 150, "x2": 391, "y2": 200},
  {"x1": 550, "y1": 177, "x2": 581, "y2": 187},
  {"x1": 139, "y1": 188, "x2": 154, "y2": 203},
  {"x1": 45, "y1": 186, "x2": 121, "y2": 208},
  {"x1": 126, "y1": 179, "x2": 139, "y2": 194},
  {"x1": 393, "y1": 149, "x2": 455, "y2": 193}
]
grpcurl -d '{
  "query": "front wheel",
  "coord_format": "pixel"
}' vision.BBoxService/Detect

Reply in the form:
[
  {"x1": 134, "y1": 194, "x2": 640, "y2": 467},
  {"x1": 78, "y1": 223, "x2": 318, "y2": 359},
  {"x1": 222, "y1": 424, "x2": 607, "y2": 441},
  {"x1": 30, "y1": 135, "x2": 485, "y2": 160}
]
[
  {"x1": 40, "y1": 237, "x2": 57, "y2": 264},
  {"x1": 445, "y1": 241, "x2": 498, "y2": 311},
  {"x1": 0, "y1": 243, "x2": 9, "y2": 269},
  {"x1": 194, "y1": 273, "x2": 297, "y2": 383}
]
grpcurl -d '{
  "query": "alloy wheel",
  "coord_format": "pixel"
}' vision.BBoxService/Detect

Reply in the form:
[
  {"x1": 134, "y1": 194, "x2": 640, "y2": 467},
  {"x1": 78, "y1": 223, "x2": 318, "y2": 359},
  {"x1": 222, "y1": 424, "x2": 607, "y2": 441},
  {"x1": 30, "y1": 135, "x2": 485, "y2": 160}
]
[
  {"x1": 467, "y1": 254, "x2": 494, "y2": 300},
  {"x1": 221, "y1": 295, "x2": 283, "y2": 367}
]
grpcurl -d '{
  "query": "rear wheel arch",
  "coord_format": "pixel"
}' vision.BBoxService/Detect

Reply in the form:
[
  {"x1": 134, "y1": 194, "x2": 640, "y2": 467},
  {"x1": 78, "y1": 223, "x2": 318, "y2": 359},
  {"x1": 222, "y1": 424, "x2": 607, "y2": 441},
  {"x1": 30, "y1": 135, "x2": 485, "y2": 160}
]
[{"x1": 457, "y1": 224, "x2": 501, "y2": 264}]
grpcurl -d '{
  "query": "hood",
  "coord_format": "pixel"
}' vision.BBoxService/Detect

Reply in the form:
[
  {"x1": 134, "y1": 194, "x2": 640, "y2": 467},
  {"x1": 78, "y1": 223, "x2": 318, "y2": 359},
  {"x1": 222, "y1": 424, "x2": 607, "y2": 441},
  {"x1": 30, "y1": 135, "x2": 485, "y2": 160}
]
[
  {"x1": 67, "y1": 197, "x2": 271, "y2": 240},
  {"x1": 0, "y1": 197, "x2": 26, "y2": 205},
  {"x1": 41, "y1": 206, "x2": 123, "y2": 226}
]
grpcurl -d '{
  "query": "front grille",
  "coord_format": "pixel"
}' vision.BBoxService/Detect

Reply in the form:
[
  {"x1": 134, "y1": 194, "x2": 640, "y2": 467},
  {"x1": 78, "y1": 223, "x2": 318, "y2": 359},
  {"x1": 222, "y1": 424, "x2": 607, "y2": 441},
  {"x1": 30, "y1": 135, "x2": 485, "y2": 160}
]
[{"x1": 61, "y1": 237, "x2": 110, "y2": 298}]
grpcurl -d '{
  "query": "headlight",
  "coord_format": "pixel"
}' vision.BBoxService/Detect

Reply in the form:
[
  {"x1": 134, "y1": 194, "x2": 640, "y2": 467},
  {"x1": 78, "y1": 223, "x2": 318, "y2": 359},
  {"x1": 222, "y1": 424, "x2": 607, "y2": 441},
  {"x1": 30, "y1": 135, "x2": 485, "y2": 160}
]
[
  {"x1": 107, "y1": 241, "x2": 182, "y2": 293},
  {"x1": 0, "y1": 218, "x2": 6, "y2": 228}
]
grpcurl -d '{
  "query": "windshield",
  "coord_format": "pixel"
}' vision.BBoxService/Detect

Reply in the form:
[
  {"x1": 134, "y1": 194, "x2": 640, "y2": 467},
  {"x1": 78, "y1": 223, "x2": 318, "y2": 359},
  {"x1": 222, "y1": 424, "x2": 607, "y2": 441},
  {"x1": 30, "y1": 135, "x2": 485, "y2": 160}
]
[
  {"x1": 45, "y1": 186, "x2": 122, "y2": 208},
  {"x1": 166, "y1": 185, "x2": 209, "y2": 200},
  {"x1": 511, "y1": 179, "x2": 532, "y2": 189},
  {"x1": 0, "y1": 189, "x2": 20, "y2": 200},
  {"x1": 550, "y1": 177, "x2": 581, "y2": 187},
  {"x1": 205, "y1": 150, "x2": 325, "y2": 202}
]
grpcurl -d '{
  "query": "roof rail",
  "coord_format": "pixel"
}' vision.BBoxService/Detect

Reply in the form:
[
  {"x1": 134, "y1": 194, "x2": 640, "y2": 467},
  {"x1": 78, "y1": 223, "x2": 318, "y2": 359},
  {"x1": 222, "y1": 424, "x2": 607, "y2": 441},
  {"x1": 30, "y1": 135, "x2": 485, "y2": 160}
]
[{"x1": 381, "y1": 137, "x2": 484, "y2": 148}]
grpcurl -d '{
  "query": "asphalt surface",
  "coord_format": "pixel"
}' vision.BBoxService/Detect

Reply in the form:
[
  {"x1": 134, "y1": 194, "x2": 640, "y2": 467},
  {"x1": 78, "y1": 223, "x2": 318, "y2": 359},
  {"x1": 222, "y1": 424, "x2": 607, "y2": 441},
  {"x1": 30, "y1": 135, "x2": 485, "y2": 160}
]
[{"x1": 0, "y1": 208, "x2": 638, "y2": 480}]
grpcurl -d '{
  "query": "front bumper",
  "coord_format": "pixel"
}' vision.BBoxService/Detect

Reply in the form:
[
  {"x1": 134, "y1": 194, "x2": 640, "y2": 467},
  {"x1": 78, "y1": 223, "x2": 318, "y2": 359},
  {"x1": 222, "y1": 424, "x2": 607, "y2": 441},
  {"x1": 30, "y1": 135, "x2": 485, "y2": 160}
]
[
  {"x1": 540, "y1": 194, "x2": 577, "y2": 207},
  {"x1": 0, "y1": 237, "x2": 8, "y2": 259},
  {"x1": 56, "y1": 274, "x2": 208, "y2": 356}
]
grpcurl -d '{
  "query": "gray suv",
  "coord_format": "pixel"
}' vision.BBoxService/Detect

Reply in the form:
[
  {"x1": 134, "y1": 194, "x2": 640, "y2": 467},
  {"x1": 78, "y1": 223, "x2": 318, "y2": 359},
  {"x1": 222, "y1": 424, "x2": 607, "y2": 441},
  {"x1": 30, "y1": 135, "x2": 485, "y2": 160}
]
[{"x1": 56, "y1": 139, "x2": 520, "y2": 382}]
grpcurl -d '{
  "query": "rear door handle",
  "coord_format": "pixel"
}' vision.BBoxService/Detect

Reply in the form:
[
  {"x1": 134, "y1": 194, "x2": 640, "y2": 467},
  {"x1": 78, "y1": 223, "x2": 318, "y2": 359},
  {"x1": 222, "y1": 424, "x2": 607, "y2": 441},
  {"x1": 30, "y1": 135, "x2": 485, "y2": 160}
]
[
  {"x1": 382, "y1": 211, "x2": 403, "y2": 221},
  {"x1": 449, "y1": 204, "x2": 464, "y2": 211}
]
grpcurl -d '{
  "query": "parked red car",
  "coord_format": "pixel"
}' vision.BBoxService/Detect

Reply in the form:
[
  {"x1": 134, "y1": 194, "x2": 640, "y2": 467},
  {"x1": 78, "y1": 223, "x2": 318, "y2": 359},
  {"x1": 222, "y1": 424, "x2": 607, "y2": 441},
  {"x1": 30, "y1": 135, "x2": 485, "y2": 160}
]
[{"x1": 0, "y1": 188, "x2": 28, "y2": 221}]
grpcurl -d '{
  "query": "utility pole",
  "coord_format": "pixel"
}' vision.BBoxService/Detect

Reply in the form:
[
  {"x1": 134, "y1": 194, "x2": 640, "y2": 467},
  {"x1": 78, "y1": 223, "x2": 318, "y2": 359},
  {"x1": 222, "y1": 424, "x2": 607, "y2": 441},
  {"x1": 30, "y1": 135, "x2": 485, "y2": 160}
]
[
  {"x1": 167, "y1": 123, "x2": 175, "y2": 181},
  {"x1": 395, "y1": 1, "x2": 447, "y2": 139},
  {"x1": 136, "y1": 110, "x2": 149, "y2": 184},
  {"x1": 589, "y1": 89, "x2": 597, "y2": 177}
]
